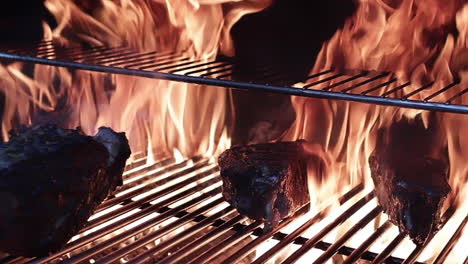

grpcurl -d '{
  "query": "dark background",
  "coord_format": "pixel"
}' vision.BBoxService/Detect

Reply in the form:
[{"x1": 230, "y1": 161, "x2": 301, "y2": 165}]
[{"x1": 0, "y1": 0, "x2": 357, "y2": 144}]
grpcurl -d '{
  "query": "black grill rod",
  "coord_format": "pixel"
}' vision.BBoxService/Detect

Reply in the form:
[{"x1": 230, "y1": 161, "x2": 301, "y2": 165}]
[
  {"x1": 36, "y1": 45, "x2": 106, "y2": 58},
  {"x1": 303, "y1": 69, "x2": 334, "y2": 82},
  {"x1": 340, "y1": 73, "x2": 390, "y2": 93},
  {"x1": 96, "y1": 159, "x2": 210, "y2": 212},
  {"x1": 303, "y1": 73, "x2": 344, "y2": 89},
  {"x1": 424, "y1": 81, "x2": 460, "y2": 102},
  {"x1": 371, "y1": 232, "x2": 407, "y2": 264},
  {"x1": 220, "y1": 204, "x2": 309, "y2": 264},
  {"x1": 52, "y1": 46, "x2": 118, "y2": 60},
  {"x1": 130, "y1": 206, "x2": 237, "y2": 264},
  {"x1": 446, "y1": 87, "x2": 468, "y2": 104},
  {"x1": 215, "y1": 71, "x2": 233, "y2": 80},
  {"x1": 96, "y1": 51, "x2": 159, "y2": 65},
  {"x1": 155, "y1": 215, "x2": 247, "y2": 264},
  {"x1": 109, "y1": 51, "x2": 176, "y2": 67},
  {"x1": 152, "y1": 59, "x2": 205, "y2": 72},
  {"x1": 136, "y1": 56, "x2": 191, "y2": 71},
  {"x1": 77, "y1": 47, "x2": 134, "y2": 63},
  {"x1": 123, "y1": 155, "x2": 179, "y2": 180},
  {"x1": 184, "y1": 62, "x2": 232, "y2": 76},
  {"x1": 7, "y1": 44, "x2": 54, "y2": 57},
  {"x1": 86, "y1": 50, "x2": 145, "y2": 65},
  {"x1": 360, "y1": 78, "x2": 398, "y2": 95},
  {"x1": 342, "y1": 221, "x2": 392, "y2": 264},
  {"x1": 95, "y1": 196, "x2": 226, "y2": 264},
  {"x1": 123, "y1": 157, "x2": 176, "y2": 181},
  {"x1": 67, "y1": 46, "x2": 130, "y2": 61},
  {"x1": 199, "y1": 66, "x2": 233, "y2": 77},
  {"x1": 4, "y1": 40, "x2": 53, "y2": 53},
  {"x1": 3, "y1": 52, "x2": 468, "y2": 114},
  {"x1": 106, "y1": 158, "x2": 209, "y2": 199},
  {"x1": 114, "y1": 160, "x2": 213, "y2": 200},
  {"x1": 402, "y1": 82, "x2": 435, "y2": 99},
  {"x1": 322, "y1": 73, "x2": 368, "y2": 91},
  {"x1": 31, "y1": 177, "x2": 220, "y2": 264},
  {"x1": 82, "y1": 167, "x2": 218, "y2": 233},
  {"x1": 433, "y1": 213, "x2": 468, "y2": 264},
  {"x1": 170, "y1": 60, "x2": 227, "y2": 74},
  {"x1": 62, "y1": 187, "x2": 222, "y2": 264},
  {"x1": 19, "y1": 46, "x2": 55, "y2": 56},
  {"x1": 115, "y1": 52, "x2": 184, "y2": 68},
  {"x1": 225, "y1": 184, "x2": 365, "y2": 264},
  {"x1": 186, "y1": 220, "x2": 263, "y2": 264},
  {"x1": 281, "y1": 192, "x2": 375, "y2": 264},
  {"x1": 313, "y1": 206, "x2": 382, "y2": 263},
  {"x1": 402, "y1": 207, "x2": 457, "y2": 264},
  {"x1": 253, "y1": 185, "x2": 365, "y2": 264},
  {"x1": 372, "y1": 206, "x2": 456, "y2": 264},
  {"x1": 381, "y1": 82, "x2": 411, "y2": 98}
]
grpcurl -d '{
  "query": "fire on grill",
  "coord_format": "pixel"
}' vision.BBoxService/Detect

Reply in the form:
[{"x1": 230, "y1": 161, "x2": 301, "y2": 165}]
[{"x1": 0, "y1": 0, "x2": 468, "y2": 263}]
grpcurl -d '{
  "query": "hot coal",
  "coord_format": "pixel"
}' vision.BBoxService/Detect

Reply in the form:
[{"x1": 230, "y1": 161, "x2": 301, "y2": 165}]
[
  {"x1": 218, "y1": 141, "x2": 309, "y2": 231},
  {"x1": 0, "y1": 124, "x2": 131, "y2": 257},
  {"x1": 369, "y1": 115, "x2": 451, "y2": 245}
]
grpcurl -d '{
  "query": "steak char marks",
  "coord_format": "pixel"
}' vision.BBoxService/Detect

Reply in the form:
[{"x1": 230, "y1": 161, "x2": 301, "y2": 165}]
[
  {"x1": 218, "y1": 140, "x2": 309, "y2": 231},
  {"x1": 369, "y1": 115, "x2": 451, "y2": 245},
  {"x1": 0, "y1": 124, "x2": 131, "y2": 257}
]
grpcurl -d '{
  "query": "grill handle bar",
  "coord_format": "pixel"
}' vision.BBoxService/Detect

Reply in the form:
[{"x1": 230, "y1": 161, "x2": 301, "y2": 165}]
[{"x1": 2, "y1": 52, "x2": 468, "y2": 114}]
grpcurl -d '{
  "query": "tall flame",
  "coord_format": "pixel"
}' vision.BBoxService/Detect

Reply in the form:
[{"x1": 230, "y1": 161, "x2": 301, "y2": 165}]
[
  {"x1": 283, "y1": 0, "x2": 468, "y2": 261},
  {"x1": 0, "y1": 0, "x2": 271, "y2": 159}
]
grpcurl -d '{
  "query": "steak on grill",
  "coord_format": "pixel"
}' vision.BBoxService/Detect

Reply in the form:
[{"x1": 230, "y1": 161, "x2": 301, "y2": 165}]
[
  {"x1": 0, "y1": 124, "x2": 131, "y2": 257},
  {"x1": 369, "y1": 115, "x2": 451, "y2": 245},
  {"x1": 218, "y1": 140, "x2": 309, "y2": 231}
]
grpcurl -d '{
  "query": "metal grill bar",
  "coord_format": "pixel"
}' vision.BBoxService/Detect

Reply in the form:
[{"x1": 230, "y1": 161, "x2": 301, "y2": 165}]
[
  {"x1": 281, "y1": 192, "x2": 375, "y2": 264},
  {"x1": 433, "y1": 213, "x2": 468, "y2": 264},
  {"x1": 2, "y1": 44, "x2": 468, "y2": 114},
  {"x1": 372, "y1": 232, "x2": 407, "y2": 264},
  {"x1": 1, "y1": 157, "x2": 466, "y2": 264},
  {"x1": 342, "y1": 221, "x2": 392, "y2": 264},
  {"x1": 313, "y1": 206, "x2": 382, "y2": 263},
  {"x1": 402, "y1": 207, "x2": 456, "y2": 264}
]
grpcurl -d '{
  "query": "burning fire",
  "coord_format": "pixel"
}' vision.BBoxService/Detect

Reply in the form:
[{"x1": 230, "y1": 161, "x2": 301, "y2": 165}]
[
  {"x1": 282, "y1": 0, "x2": 468, "y2": 262},
  {"x1": 0, "y1": 0, "x2": 271, "y2": 159},
  {"x1": 0, "y1": 0, "x2": 467, "y2": 262}
]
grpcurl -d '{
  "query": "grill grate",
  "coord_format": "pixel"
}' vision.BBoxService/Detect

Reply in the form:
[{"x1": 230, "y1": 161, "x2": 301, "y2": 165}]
[
  {"x1": 0, "y1": 155, "x2": 466, "y2": 264},
  {"x1": 1, "y1": 41, "x2": 468, "y2": 114}
]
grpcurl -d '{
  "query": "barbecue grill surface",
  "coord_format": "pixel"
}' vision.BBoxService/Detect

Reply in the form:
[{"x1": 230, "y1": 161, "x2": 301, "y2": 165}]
[{"x1": 0, "y1": 153, "x2": 466, "y2": 264}]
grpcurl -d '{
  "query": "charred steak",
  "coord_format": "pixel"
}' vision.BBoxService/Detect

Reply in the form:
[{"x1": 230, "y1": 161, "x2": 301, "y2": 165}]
[
  {"x1": 0, "y1": 124, "x2": 131, "y2": 257},
  {"x1": 369, "y1": 116, "x2": 451, "y2": 245},
  {"x1": 218, "y1": 140, "x2": 309, "y2": 231}
]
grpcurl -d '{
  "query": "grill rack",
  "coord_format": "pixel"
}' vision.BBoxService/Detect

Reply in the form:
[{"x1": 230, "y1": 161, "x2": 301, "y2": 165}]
[
  {"x1": 1, "y1": 155, "x2": 466, "y2": 264},
  {"x1": 1, "y1": 40, "x2": 468, "y2": 114}
]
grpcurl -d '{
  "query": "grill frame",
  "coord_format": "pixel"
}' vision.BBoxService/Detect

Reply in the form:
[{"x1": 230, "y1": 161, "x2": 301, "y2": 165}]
[{"x1": 1, "y1": 42, "x2": 468, "y2": 114}]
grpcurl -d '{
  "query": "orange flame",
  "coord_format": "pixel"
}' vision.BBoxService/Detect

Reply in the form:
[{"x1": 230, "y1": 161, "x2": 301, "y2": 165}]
[
  {"x1": 282, "y1": 0, "x2": 468, "y2": 261},
  {"x1": 0, "y1": 0, "x2": 271, "y2": 159}
]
